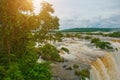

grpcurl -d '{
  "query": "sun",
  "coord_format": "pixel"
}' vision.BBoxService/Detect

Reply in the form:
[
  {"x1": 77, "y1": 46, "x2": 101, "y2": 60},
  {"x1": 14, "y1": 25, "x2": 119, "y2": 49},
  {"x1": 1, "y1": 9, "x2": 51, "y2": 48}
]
[{"x1": 33, "y1": 0, "x2": 44, "y2": 14}]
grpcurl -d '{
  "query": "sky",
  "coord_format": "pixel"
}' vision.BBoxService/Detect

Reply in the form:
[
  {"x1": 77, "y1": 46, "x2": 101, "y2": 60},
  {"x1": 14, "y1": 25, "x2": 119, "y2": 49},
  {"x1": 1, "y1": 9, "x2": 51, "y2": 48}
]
[{"x1": 34, "y1": 0, "x2": 120, "y2": 29}]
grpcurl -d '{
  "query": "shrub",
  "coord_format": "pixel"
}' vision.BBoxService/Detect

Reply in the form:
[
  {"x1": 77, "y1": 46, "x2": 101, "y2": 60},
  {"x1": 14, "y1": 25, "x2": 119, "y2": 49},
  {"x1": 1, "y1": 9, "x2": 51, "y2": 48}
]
[
  {"x1": 74, "y1": 69, "x2": 90, "y2": 78},
  {"x1": 6, "y1": 63, "x2": 24, "y2": 80},
  {"x1": 80, "y1": 69, "x2": 90, "y2": 78},
  {"x1": 84, "y1": 36, "x2": 92, "y2": 40},
  {"x1": 0, "y1": 66, "x2": 7, "y2": 80},
  {"x1": 91, "y1": 38, "x2": 100, "y2": 43},
  {"x1": 109, "y1": 31, "x2": 120, "y2": 38},
  {"x1": 81, "y1": 76, "x2": 86, "y2": 80},
  {"x1": 73, "y1": 64, "x2": 79, "y2": 69},
  {"x1": 23, "y1": 63, "x2": 52, "y2": 80},
  {"x1": 74, "y1": 70, "x2": 81, "y2": 76},
  {"x1": 55, "y1": 32, "x2": 63, "y2": 42},
  {"x1": 65, "y1": 33, "x2": 72, "y2": 37},
  {"x1": 91, "y1": 38, "x2": 113, "y2": 49},
  {"x1": 39, "y1": 44, "x2": 61, "y2": 61},
  {"x1": 0, "y1": 51, "x2": 52, "y2": 80},
  {"x1": 75, "y1": 33, "x2": 82, "y2": 39},
  {"x1": 95, "y1": 41, "x2": 113, "y2": 49},
  {"x1": 0, "y1": 63, "x2": 24, "y2": 80}
]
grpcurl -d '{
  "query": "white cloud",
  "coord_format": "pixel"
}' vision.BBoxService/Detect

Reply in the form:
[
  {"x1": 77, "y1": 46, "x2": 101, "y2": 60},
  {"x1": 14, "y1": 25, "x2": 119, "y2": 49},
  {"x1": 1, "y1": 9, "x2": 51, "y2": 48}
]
[{"x1": 43, "y1": 0, "x2": 120, "y2": 29}]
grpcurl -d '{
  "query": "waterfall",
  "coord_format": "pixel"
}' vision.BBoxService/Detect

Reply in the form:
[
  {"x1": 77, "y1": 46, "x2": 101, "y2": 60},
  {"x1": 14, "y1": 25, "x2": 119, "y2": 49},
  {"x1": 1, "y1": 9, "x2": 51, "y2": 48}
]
[
  {"x1": 101, "y1": 53, "x2": 120, "y2": 80},
  {"x1": 90, "y1": 65, "x2": 102, "y2": 80},
  {"x1": 91, "y1": 58, "x2": 110, "y2": 80},
  {"x1": 111, "y1": 42, "x2": 120, "y2": 69},
  {"x1": 90, "y1": 53, "x2": 120, "y2": 80}
]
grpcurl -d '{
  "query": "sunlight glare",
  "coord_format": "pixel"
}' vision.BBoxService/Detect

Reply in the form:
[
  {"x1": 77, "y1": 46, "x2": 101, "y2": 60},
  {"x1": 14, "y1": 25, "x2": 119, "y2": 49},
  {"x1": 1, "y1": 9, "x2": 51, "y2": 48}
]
[{"x1": 33, "y1": 0, "x2": 44, "y2": 14}]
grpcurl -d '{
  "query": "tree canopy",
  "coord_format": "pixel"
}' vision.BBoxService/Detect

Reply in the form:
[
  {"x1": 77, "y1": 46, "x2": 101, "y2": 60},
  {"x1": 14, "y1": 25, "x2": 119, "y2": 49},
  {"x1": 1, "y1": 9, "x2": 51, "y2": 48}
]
[{"x1": 0, "y1": 0, "x2": 59, "y2": 79}]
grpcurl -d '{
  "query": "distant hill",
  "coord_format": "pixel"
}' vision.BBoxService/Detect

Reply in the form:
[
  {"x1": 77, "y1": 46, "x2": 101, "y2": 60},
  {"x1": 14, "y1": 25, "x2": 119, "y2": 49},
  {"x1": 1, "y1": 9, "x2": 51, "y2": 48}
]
[{"x1": 61, "y1": 28, "x2": 120, "y2": 32}]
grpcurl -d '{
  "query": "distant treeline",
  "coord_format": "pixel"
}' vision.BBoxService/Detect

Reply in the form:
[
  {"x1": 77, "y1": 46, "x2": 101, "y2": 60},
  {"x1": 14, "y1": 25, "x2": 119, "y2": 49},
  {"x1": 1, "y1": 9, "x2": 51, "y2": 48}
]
[{"x1": 61, "y1": 28, "x2": 120, "y2": 32}]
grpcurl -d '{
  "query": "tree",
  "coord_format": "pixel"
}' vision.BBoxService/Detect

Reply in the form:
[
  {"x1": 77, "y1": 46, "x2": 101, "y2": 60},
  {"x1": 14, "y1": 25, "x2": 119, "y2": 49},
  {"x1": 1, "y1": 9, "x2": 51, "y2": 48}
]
[
  {"x1": 35, "y1": 1, "x2": 60, "y2": 44},
  {"x1": 0, "y1": 0, "x2": 59, "y2": 79},
  {"x1": 0, "y1": 0, "x2": 34, "y2": 65}
]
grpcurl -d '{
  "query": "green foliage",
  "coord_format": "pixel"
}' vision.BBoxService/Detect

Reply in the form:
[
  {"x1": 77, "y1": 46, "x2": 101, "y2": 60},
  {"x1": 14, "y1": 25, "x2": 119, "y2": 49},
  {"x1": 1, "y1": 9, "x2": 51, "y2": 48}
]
[
  {"x1": 39, "y1": 44, "x2": 61, "y2": 61},
  {"x1": 19, "y1": 43, "x2": 52, "y2": 80},
  {"x1": 81, "y1": 76, "x2": 86, "y2": 80},
  {"x1": 0, "y1": 66, "x2": 7, "y2": 80},
  {"x1": 23, "y1": 63, "x2": 52, "y2": 80},
  {"x1": 75, "y1": 33, "x2": 81, "y2": 38},
  {"x1": 84, "y1": 36, "x2": 92, "y2": 40},
  {"x1": 80, "y1": 69, "x2": 90, "y2": 78},
  {"x1": 109, "y1": 31, "x2": 120, "y2": 38},
  {"x1": 91, "y1": 38, "x2": 113, "y2": 49},
  {"x1": 84, "y1": 31, "x2": 120, "y2": 38},
  {"x1": 95, "y1": 41, "x2": 113, "y2": 49},
  {"x1": 0, "y1": 1, "x2": 58, "y2": 80},
  {"x1": 0, "y1": 0, "x2": 38, "y2": 65},
  {"x1": 0, "y1": 63, "x2": 24, "y2": 80},
  {"x1": 0, "y1": 62, "x2": 52, "y2": 80},
  {"x1": 61, "y1": 47, "x2": 69, "y2": 53},
  {"x1": 75, "y1": 70, "x2": 81, "y2": 76},
  {"x1": 65, "y1": 33, "x2": 73, "y2": 37},
  {"x1": 55, "y1": 32, "x2": 63, "y2": 42},
  {"x1": 73, "y1": 64, "x2": 79, "y2": 69},
  {"x1": 74, "y1": 69, "x2": 90, "y2": 78},
  {"x1": 91, "y1": 38, "x2": 100, "y2": 43},
  {"x1": 6, "y1": 63, "x2": 24, "y2": 80},
  {"x1": 0, "y1": 46, "x2": 52, "y2": 80},
  {"x1": 35, "y1": 1, "x2": 60, "y2": 44}
]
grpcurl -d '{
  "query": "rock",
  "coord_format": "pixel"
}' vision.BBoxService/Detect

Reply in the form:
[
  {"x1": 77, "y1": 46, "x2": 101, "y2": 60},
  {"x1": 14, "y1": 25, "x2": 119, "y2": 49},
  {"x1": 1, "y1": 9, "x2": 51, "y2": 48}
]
[{"x1": 63, "y1": 65, "x2": 67, "y2": 68}]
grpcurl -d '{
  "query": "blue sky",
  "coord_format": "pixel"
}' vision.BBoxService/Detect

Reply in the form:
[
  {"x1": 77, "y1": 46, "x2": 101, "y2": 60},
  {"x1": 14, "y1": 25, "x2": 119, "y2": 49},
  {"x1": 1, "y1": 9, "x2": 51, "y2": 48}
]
[{"x1": 46, "y1": 0, "x2": 120, "y2": 29}]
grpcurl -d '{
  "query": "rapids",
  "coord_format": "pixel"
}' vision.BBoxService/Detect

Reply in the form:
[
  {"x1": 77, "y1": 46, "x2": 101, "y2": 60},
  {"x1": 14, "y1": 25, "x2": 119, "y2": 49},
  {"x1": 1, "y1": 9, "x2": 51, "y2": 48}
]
[{"x1": 52, "y1": 38, "x2": 120, "y2": 80}]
